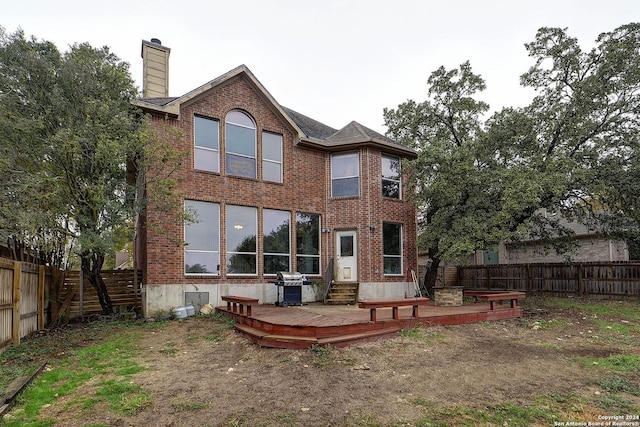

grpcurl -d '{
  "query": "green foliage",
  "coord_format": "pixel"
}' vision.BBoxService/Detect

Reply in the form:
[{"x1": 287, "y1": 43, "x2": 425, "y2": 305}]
[
  {"x1": 584, "y1": 354, "x2": 640, "y2": 372},
  {"x1": 597, "y1": 375, "x2": 640, "y2": 395},
  {"x1": 399, "y1": 324, "x2": 445, "y2": 343},
  {"x1": 385, "y1": 23, "x2": 640, "y2": 267},
  {"x1": 2, "y1": 325, "x2": 148, "y2": 426}
]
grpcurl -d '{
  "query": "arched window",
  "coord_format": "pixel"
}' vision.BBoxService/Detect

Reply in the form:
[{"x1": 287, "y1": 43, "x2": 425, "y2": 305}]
[{"x1": 225, "y1": 110, "x2": 256, "y2": 178}]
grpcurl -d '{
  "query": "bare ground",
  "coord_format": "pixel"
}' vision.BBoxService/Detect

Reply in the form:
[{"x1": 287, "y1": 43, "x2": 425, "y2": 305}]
[{"x1": 13, "y1": 301, "x2": 640, "y2": 426}]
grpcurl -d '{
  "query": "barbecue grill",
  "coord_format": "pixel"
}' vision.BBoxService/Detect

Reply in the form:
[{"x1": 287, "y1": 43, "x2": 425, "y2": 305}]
[{"x1": 273, "y1": 272, "x2": 311, "y2": 306}]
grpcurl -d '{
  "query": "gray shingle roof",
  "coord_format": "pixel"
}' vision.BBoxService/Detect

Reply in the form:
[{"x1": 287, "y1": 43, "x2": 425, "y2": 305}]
[
  {"x1": 140, "y1": 97, "x2": 178, "y2": 106},
  {"x1": 280, "y1": 107, "x2": 337, "y2": 140}
]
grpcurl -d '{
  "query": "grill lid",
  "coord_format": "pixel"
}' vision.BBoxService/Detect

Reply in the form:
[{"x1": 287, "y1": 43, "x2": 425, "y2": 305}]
[{"x1": 276, "y1": 271, "x2": 304, "y2": 282}]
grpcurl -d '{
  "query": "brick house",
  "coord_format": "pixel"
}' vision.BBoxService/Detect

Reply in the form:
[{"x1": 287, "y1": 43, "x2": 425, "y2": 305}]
[{"x1": 133, "y1": 39, "x2": 418, "y2": 315}]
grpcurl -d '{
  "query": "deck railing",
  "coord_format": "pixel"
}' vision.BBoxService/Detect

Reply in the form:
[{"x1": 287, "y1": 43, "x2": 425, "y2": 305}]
[{"x1": 323, "y1": 258, "x2": 334, "y2": 303}]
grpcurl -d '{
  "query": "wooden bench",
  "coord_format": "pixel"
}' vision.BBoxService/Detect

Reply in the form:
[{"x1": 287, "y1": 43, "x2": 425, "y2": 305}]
[
  {"x1": 358, "y1": 297, "x2": 430, "y2": 322},
  {"x1": 221, "y1": 296, "x2": 259, "y2": 317},
  {"x1": 464, "y1": 291, "x2": 525, "y2": 310},
  {"x1": 464, "y1": 290, "x2": 505, "y2": 301}
]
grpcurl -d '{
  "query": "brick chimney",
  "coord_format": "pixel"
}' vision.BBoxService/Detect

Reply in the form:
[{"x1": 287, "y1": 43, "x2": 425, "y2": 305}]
[{"x1": 141, "y1": 38, "x2": 170, "y2": 98}]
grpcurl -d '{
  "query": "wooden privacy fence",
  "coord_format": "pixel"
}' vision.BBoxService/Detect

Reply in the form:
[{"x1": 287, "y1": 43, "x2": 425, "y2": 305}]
[
  {"x1": 1, "y1": 255, "x2": 141, "y2": 350},
  {"x1": 0, "y1": 258, "x2": 54, "y2": 350},
  {"x1": 57, "y1": 269, "x2": 142, "y2": 321},
  {"x1": 459, "y1": 262, "x2": 640, "y2": 299}
]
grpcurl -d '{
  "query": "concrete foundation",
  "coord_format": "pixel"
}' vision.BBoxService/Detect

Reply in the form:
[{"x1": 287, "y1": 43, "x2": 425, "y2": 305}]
[{"x1": 142, "y1": 281, "x2": 411, "y2": 318}]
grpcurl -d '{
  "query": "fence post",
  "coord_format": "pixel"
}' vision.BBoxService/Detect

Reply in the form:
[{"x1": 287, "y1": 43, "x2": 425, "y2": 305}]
[
  {"x1": 12, "y1": 261, "x2": 21, "y2": 345},
  {"x1": 577, "y1": 264, "x2": 584, "y2": 297},
  {"x1": 38, "y1": 265, "x2": 45, "y2": 330}
]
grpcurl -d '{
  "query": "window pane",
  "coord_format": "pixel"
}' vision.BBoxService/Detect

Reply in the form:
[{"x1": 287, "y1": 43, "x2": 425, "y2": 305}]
[
  {"x1": 384, "y1": 256, "x2": 402, "y2": 274},
  {"x1": 194, "y1": 147, "x2": 219, "y2": 172},
  {"x1": 185, "y1": 252, "x2": 219, "y2": 274},
  {"x1": 185, "y1": 201, "x2": 219, "y2": 251},
  {"x1": 227, "y1": 110, "x2": 255, "y2": 128},
  {"x1": 264, "y1": 209, "x2": 289, "y2": 253},
  {"x1": 264, "y1": 255, "x2": 290, "y2": 274},
  {"x1": 382, "y1": 156, "x2": 400, "y2": 179},
  {"x1": 262, "y1": 132, "x2": 282, "y2": 161},
  {"x1": 296, "y1": 256, "x2": 319, "y2": 275},
  {"x1": 184, "y1": 200, "x2": 219, "y2": 275},
  {"x1": 382, "y1": 179, "x2": 400, "y2": 198},
  {"x1": 331, "y1": 153, "x2": 358, "y2": 179},
  {"x1": 195, "y1": 116, "x2": 219, "y2": 150},
  {"x1": 226, "y1": 253, "x2": 256, "y2": 274},
  {"x1": 226, "y1": 123, "x2": 256, "y2": 156},
  {"x1": 226, "y1": 154, "x2": 256, "y2": 178},
  {"x1": 340, "y1": 235, "x2": 354, "y2": 257},
  {"x1": 226, "y1": 206, "x2": 257, "y2": 252},
  {"x1": 263, "y1": 161, "x2": 282, "y2": 182},
  {"x1": 296, "y1": 213, "x2": 319, "y2": 255},
  {"x1": 383, "y1": 223, "x2": 401, "y2": 255},
  {"x1": 332, "y1": 177, "x2": 359, "y2": 197}
]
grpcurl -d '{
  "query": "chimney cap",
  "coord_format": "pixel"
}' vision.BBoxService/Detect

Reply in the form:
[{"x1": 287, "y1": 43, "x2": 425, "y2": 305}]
[{"x1": 150, "y1": 38, "x2": 162, "y2": 45}]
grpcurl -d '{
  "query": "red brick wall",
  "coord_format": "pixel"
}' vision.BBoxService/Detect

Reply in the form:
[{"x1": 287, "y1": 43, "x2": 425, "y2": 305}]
[{"x1": 142, "y1": 74, "x2": 416, "y2": 287}]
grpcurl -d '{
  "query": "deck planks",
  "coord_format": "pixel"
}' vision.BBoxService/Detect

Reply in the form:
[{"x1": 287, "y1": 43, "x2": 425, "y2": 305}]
[{"x1": 217, "y1": 301, "x2": 523, "y2": 348}]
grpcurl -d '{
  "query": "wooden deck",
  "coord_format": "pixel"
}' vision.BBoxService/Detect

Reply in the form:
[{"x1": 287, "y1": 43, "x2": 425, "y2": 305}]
[{"x1": 216, "y1": 299, "x2": 524, "y2": 349}]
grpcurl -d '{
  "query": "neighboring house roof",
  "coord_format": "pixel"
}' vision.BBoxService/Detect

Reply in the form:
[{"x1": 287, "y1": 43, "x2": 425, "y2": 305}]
[{"x1": 134, "y1": 65, "x2": 417, "y2": 159}]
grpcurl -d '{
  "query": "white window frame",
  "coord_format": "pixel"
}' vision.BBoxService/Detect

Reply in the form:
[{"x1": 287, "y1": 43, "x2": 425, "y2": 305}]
[
  {"x1": 184, "y1": 200, "x2": 220, "y2": 276},
  {"x1": 295, "y1": 212, "x2": 321, "y2": 275},
  {"x1": 262, "y1": 131, "x2": 283, "y2": 183},
  {"x1": 383, "y1": 222, "x2": 403, "y2": 276},
  {"x1": 225, "y1": 110, "x2": 257, "y2": 179},
  {"x1": 382, "y1": 154, "x2": 401, "y2": 199},
  {"x1": 226, "y1": 205, "x2": 258, "y2": 275},
  {"x1": 263, "y1": 209, "x2": 291, "y2": 275},
  {"x1": 194, "y1": 115, "x2": 220, "y2": 173},
  {"x1": 331, "y1": 152, "x2": 359, "y2": 197}
]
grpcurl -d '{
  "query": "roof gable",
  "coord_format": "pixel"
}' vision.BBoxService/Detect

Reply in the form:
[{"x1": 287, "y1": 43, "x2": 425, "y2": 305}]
[{"x1": 133, "y1": 65, "x2": 416, "y2": 159}]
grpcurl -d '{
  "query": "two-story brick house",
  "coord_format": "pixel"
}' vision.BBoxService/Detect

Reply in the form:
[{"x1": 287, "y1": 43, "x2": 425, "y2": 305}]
[{"x1": 134, "y1": 39, "x2": 418, "y2": 315}]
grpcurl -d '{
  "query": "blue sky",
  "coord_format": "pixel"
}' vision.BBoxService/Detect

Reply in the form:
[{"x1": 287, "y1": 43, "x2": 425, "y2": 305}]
[{"x1": 4, "y1": 0, "x2": 639, "y2": 134}]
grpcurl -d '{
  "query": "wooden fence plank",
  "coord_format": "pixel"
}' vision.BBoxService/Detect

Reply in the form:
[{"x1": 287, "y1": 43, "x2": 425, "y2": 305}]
[
  {"x1": 38, "y1": 265, "x2": 45, "y2": 330},
  {"x1": 12, "y1": 261, "x2": 20, "y2": 345}
]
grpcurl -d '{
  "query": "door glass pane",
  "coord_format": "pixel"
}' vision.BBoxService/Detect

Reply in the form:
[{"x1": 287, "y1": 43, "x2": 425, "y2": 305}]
[{"x1": 340, "y1": 235, "x2": 354, "y2": 257}]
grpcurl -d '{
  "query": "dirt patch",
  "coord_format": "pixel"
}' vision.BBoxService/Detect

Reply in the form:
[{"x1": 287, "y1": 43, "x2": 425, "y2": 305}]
[{"x1": 12, "y1": 301, "x2": 639, "y2": 426}]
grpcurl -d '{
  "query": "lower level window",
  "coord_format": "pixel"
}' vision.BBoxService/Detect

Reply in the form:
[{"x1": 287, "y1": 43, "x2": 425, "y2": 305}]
[
  {"x1": 226, "y1": 205, "x2": 257, "y2": 274},
  {"x1": 296, "y1": 212, "x2": 320, "y2": 274},
  {"x1": 184, "y1": 200, "x2": 220, "y2": 275},
  {"x1": 263, "y1": 209, "x2": 290, "y2": 274},
  {"x1": 383, "y1": 223, "x2": 402, "y2": 275}
]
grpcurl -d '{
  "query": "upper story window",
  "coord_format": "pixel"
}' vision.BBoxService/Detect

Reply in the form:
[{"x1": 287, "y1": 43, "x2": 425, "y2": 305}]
[
  {"x1": 194, "y1": 116, "x2": 220, "y2": 172},
  {"x1": 262, "y1": 131, "x2": 283, "y2": 183},
  {"x1": 184, "y1": 200, "x2": 220, "y2": 275},
  {"x1": 382, "y1": 155, "x2": 401, "y2": 199},
  {"x1": 331, "y1": 152, "x2": 359, "y2": 197},
  {"x1": 225, "y1": 110, "x2": 256, "y2": 179}
]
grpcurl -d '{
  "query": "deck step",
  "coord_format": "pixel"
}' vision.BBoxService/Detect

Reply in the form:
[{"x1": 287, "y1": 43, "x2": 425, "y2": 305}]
[
  {"x1": 325, "y1": 282, "x2": 358, "y2": 305},
  {"x1": 234, "y1": 323, "x2": 400, "y2": 348},
  {"x1": 318, "y1": 326, "x2": 401, "y2": 346},
  {"x1": 234, "y1": 324, "x2": 318, "y2": 347}
]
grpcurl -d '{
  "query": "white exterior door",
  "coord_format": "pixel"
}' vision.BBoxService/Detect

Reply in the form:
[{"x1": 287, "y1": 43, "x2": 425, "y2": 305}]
[{"x1": 335, "y1": 230, "x2": 357, "y2": 282}]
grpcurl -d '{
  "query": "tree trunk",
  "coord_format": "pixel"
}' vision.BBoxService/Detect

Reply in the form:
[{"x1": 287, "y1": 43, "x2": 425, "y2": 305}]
[
  {"x1": 81, "y1": 254, "x2": 113, "y2": 315},
  {"x1": 423, "y1": 252, "x2": 441, "y2": 299}
]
